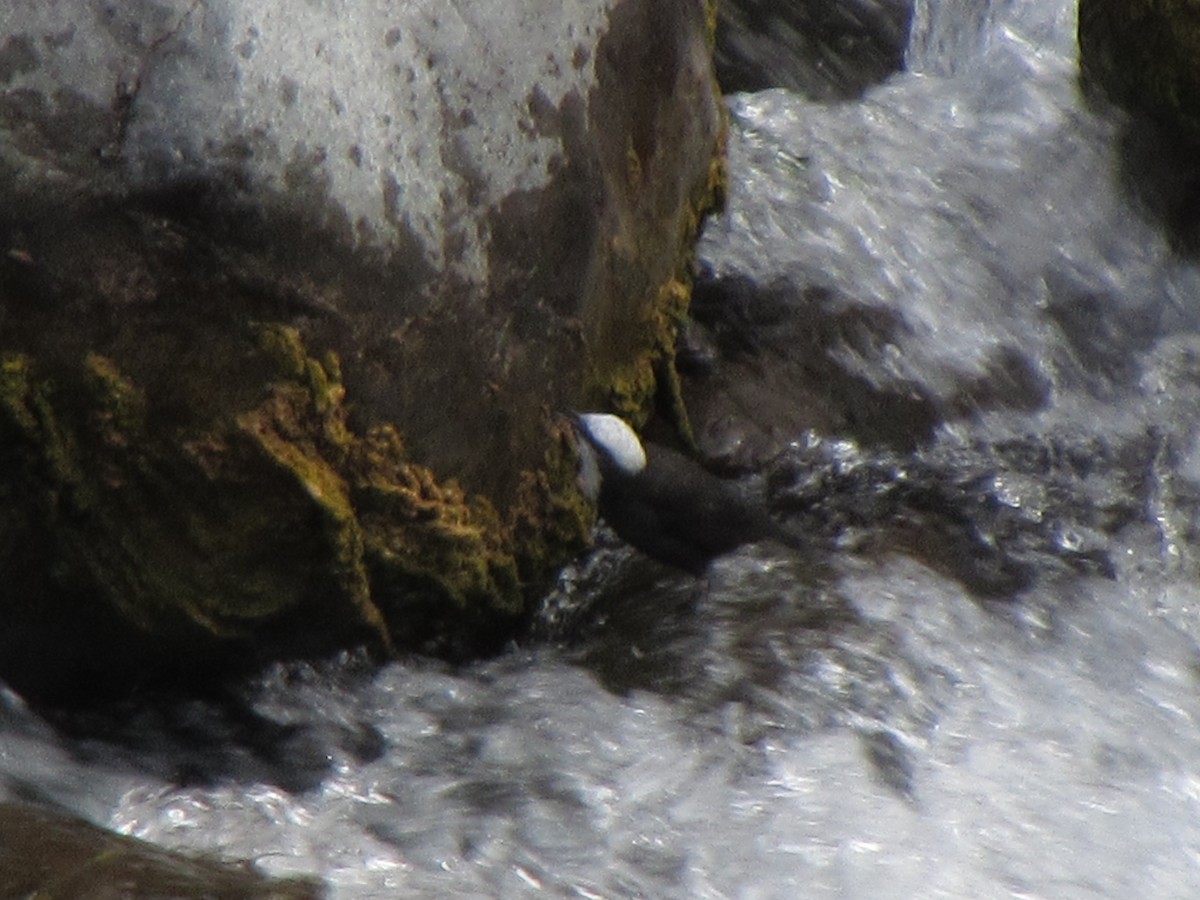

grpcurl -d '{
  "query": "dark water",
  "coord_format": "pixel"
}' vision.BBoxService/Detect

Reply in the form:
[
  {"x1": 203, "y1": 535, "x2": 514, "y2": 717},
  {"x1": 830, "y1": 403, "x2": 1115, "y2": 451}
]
[{"x1": 6, "y1": 0, "x2": 1200, "y2": 896}]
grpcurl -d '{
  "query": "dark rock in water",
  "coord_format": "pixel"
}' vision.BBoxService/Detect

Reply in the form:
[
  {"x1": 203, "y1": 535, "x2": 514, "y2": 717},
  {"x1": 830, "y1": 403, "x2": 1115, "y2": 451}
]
[
  {"x1": 0, "y1": 802, "x2": 324, "y2": 898},
  {"x1": 1079, "y1": 0, "x2": 1200, "y2": 145},
  {"x1": 682, "y1": 273, "x2": 942, "y2": 472},
  {"x1": 1079, "y1": 0, "x2": 1200, "y2": 253},
  {"x1": 0, "y1": 0, "x2": 723, "y2": 700},
  {"x1": 764, "y1": 433, "x2": 1119, "y2": 601},
  {"x1": 715, "y1": 0, "x2": 914, "y2": 101}
]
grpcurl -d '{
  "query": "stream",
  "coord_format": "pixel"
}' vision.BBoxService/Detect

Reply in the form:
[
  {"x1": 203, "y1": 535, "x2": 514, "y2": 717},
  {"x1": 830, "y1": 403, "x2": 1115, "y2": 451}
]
[{"x1": 5, "y1": 0, "x2": 1200, "y2": 896}]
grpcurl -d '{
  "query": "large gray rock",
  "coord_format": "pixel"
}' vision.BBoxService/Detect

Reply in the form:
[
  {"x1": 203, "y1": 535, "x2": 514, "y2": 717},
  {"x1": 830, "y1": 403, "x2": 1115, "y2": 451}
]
[{"x1": 0, "y1": 0, "x2": 723, "y2": 699}]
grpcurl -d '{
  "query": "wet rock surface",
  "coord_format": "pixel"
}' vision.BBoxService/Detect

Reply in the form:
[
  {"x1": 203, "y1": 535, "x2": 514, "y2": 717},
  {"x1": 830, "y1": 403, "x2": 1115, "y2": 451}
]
[
  {"x1": 8, "y1": 2, "x2": 1200, "y2": 898},
  {"x1": 0, "y1": 802, "x2": 324, "y2": 899},
  {"x1": 1078, "y1": 0, "x2": 1200, "y2": 252},
  {"x1": 714, "y1": 0, "x2": 914, "y2": 100},
  {"x1": 1079, "y1": 0, "x2": 1200, "y2": 145},
  {"x1": 0, "y1": 0, "x2": 722, "y2": 699}
]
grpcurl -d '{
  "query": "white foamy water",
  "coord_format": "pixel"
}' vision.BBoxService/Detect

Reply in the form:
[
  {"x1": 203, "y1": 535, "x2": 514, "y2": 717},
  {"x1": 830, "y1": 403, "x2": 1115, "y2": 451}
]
[{"x1": 6, "y1": 0, "x2": 1200, "y2": 896}]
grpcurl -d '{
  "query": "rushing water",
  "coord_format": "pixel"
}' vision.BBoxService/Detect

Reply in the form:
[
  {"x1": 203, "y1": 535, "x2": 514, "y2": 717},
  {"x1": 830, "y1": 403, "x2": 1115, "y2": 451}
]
[{"x1": 6, "y1": 0, "x2": 1200, "y2": 896}]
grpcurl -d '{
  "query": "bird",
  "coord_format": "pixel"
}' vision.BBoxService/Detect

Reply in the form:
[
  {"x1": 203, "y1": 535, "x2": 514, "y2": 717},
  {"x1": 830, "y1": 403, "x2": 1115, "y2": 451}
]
[{"x1": 571, "y1": 412, "x2": 802, "y2": 574}]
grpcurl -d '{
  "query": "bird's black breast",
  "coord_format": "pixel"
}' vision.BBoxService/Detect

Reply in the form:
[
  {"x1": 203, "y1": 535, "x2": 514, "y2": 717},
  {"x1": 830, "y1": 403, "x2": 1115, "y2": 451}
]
[{"x1": 596, "y1": 443, "x2": 791, "y2": 574}]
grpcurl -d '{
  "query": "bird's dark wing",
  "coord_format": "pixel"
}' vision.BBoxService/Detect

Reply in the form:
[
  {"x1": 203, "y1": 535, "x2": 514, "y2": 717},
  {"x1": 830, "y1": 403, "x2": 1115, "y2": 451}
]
[
  {"x1": 596, "y1": 456, "x2": 714, "y2": 573},
  {"x1": 599, "y1": 444, "x2": 790, "y2": 571}
]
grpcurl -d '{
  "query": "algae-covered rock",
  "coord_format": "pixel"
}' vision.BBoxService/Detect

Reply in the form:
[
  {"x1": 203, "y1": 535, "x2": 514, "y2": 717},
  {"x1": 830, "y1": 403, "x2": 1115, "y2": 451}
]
[
  {"x1": 1079, "y1": 0, "x2": 1200, "y2": 144},
  {"x1": 0, "y1": 802, "x2": 324, "y2": 899},
  {"x1": 0, "y1": 0, "x2": 723, "y2": 699}
]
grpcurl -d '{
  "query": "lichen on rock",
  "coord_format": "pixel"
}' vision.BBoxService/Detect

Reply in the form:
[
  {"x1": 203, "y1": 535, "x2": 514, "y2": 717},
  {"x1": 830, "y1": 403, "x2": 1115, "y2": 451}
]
[{"x1": 0, "y1": 0, "x2": 725, "y2": 698}]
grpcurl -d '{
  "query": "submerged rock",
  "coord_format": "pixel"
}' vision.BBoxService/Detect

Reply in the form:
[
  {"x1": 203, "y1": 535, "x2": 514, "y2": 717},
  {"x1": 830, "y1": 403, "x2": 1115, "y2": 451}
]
[
  {"x1": 1079, "y1": 0, "x2": 1200, "y2": 145},
  {"x1": 1078, "y1": 0, "x2": 1200, "y2": 252},
  {"x1": 0, "y1": 802, "x2": 324, "y2": 898},
  {"x1": 0, "y1": 0, "x2": 723, "y2": 699},
  {"x1": 714, "y1": 0, "x2": 914, "y2": 100}
]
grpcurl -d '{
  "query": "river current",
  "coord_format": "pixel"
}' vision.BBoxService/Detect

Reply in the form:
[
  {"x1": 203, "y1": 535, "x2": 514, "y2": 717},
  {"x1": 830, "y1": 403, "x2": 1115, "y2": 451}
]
[{"x1": 6, "y1": 0, "x2": 1200, "y2": 896}]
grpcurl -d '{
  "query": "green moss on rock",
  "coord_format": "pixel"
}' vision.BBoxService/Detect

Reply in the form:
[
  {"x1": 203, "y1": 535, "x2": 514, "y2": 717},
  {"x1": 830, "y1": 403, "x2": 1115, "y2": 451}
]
[
  {"x1": 243, "y1": 324, "x2": 532, "y2": 629},
  {"x1": 347, "y1": 424, "x2": 522, "y2": 614},
  {"x1": 0, "y1": 0, "x2": 729, "y2": 694},
  {"x1": 508, "y1": 416, "x2": 596, "y2": 584},
  {"x1": 0, "y1": 348, "x2": 380, "y2": 640},
  {"x1": 0, "y1": 355, "x2": 37, "y2": 432},
  {"x1": 84, "y1": 352, "x2": 147, "y2": 439},
  {"x1": 0, "y1": 316, "x2": 601, "y2": 689}
]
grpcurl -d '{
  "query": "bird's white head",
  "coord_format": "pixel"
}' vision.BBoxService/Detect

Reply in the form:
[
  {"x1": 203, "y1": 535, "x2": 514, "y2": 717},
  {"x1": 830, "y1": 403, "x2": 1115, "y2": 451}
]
[{"x1": 574, "y1": 413, "x2": 647, "y2": 499}]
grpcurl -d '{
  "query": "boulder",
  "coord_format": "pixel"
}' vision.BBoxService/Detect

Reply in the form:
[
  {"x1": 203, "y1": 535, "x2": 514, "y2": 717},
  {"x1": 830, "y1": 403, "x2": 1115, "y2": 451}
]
[
  {"x1": 0, "y1": 0, "x2": 723, "y2": 699},
  {"x1": 0, "y1": 802, "x2": 323, "y2": 898},
  {"x1": 715, "y1": 0, "x2": 913, "y2": 100},
  {"x1": 1079, "y1": 0, "x2": 1200, "y2": 144}
]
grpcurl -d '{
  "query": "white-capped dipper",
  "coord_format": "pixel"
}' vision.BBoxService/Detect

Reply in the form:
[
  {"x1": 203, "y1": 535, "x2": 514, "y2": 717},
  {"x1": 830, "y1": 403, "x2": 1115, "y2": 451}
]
[{"x1": 572, "y1": 413, "x2": 802, "y2": 574}]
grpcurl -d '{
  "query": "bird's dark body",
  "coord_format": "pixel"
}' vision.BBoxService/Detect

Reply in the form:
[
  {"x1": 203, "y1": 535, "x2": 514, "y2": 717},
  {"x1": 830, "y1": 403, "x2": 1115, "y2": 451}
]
[{"x1": 595, "y1": 441, "x2": 798, "y2": 574}]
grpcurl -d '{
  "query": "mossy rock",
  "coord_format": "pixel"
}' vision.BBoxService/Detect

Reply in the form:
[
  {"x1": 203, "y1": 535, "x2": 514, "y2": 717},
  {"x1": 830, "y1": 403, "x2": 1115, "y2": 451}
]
[
  {"x1": 0, "y1": 0, "x2": 725, "y2": 699},
  {"x1": 0, "y1": 323, "x2": 596, "y2": 698}
]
